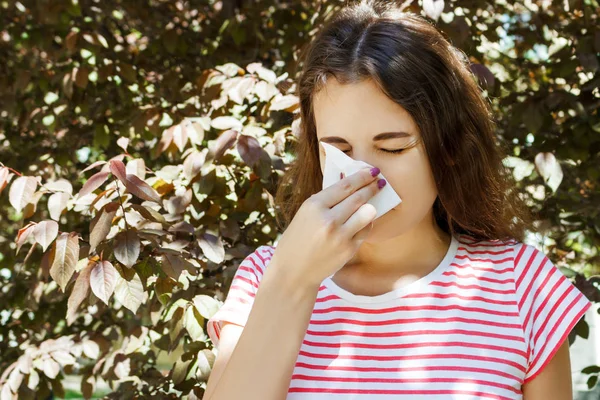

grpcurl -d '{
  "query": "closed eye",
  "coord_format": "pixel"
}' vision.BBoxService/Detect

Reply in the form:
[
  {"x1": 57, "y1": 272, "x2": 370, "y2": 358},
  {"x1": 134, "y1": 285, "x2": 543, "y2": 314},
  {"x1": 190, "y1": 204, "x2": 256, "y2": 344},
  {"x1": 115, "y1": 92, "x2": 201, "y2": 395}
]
[{"x1": 342, "y1": 149, "x2": 405, "y2": 155}]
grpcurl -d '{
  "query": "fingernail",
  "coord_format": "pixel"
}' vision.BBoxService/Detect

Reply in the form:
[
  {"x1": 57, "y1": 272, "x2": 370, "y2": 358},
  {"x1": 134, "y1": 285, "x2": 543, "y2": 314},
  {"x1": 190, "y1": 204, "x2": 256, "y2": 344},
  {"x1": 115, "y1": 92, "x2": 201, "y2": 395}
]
[
  {"x1": 370, "y1": 167, "x2": 380, "y2": 177},
  {"x1": 377, "y1": 179, "x2": 386, "y2": 189},
  {"x1": 340, "y1": 172, "x2": 343, "y2": 179}
]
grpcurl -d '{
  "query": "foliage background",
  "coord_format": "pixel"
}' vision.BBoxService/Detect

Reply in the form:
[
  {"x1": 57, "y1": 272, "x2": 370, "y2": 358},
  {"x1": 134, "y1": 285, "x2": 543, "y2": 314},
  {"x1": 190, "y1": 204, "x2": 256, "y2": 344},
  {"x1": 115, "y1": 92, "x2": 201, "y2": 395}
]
[{"x1": 0, "y1": 0, "x2": 599, "y2": 398}]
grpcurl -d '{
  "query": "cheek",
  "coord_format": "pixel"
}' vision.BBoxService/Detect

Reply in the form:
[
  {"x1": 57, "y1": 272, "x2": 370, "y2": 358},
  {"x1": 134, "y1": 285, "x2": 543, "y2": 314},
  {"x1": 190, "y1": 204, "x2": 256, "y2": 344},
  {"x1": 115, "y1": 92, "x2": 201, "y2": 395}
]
[{"x1": 384, "y1": 150, "x2": 437, "y2": 206}]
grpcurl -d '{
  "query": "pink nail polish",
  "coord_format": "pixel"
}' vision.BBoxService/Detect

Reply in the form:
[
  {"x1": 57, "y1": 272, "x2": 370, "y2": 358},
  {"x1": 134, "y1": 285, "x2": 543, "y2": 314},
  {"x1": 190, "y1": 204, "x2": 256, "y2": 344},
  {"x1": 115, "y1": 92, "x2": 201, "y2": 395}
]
[
  {"x1": 370, "y1": 167, "x2": 380, "y2": 177},
  {"x1": 377, "y1": 179, "x2": 386, "y2": 189}
]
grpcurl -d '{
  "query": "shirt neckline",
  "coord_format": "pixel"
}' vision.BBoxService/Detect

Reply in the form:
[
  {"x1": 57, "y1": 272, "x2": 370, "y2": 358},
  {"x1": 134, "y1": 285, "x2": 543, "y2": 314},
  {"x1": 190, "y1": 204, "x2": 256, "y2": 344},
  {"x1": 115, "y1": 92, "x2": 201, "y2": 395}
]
[{"x1": 322, "y1": 235, "x2": 460, "y2": 304}]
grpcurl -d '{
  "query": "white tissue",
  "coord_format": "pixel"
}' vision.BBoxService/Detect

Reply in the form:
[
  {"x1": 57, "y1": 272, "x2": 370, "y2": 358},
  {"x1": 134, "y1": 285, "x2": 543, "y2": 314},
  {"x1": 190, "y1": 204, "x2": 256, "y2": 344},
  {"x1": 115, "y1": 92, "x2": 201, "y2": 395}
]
[{"x1": 320, "y1": 141, "x2": 402, "y2": 219}]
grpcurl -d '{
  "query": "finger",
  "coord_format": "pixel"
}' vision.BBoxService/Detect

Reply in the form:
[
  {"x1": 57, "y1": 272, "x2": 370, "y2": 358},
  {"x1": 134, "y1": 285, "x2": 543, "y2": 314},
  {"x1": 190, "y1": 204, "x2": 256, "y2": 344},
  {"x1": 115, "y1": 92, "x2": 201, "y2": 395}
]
[
  {"x1": 353, "y1": 220, "x2": 374, "y2": 242},
  {"x1": 339, "y1": 203, "x2": 377, "y2": 240},
  {"x1": 330, "y1": 178, "x2": 382, "y2": 225},
  {"x1": 317, "y1": 166, "x2": 380, "y2": 209}
]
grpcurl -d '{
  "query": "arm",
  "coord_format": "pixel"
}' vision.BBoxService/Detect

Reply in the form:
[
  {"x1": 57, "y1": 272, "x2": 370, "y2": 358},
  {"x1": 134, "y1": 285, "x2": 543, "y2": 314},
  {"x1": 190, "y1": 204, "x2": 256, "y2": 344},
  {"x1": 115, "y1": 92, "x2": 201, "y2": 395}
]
[
  {"x1": 522, "y1": 338, "x2": 573, "y2": 400},
  {"x1": 204, "y1": 259, "x2": 321, "y2": 400}
]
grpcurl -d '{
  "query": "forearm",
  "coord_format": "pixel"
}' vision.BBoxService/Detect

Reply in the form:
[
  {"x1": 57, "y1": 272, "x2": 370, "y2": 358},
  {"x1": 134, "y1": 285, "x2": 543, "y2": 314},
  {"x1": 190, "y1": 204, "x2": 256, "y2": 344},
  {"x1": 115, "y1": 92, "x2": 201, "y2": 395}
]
[{"x1": 206, "y1": 260, "x2": 321, "y2": 400}]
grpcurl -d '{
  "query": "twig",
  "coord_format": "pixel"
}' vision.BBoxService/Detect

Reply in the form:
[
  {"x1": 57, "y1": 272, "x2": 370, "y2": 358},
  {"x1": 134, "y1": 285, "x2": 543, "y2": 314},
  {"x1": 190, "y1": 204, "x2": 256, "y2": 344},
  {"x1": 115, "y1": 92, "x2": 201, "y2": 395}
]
[{"x1": 112, "y1": 176, "x2": 130, "y2": 231}]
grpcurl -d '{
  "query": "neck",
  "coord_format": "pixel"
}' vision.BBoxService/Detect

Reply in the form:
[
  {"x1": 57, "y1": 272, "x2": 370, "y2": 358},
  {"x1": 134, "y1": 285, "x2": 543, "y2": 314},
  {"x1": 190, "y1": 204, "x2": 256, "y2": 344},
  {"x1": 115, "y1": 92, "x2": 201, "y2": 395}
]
[{"x1": 346, "y1": 211, "x2": 453, "y2": 274}]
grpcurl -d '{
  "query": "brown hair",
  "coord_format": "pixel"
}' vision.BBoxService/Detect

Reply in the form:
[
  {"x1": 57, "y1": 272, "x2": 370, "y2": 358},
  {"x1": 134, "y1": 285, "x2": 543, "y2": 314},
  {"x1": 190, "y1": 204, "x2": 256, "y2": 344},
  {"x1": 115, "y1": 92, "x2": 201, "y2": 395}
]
[{"x1": 274, "y1": 0, "x2": 535, "y2": 243}]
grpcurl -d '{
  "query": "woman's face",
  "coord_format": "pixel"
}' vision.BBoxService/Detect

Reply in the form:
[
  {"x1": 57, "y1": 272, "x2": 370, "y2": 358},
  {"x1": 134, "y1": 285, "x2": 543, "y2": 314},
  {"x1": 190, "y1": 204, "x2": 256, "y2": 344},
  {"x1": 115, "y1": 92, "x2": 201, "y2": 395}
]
[{"x1": 314, "y1": 77, "x2": 439, "y2": 243}]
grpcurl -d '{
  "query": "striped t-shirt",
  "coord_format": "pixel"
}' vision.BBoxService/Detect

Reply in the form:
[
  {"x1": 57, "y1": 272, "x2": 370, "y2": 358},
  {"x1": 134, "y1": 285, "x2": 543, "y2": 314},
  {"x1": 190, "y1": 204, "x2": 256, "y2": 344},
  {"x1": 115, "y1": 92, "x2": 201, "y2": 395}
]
[{"x1": 207, "y1": 233, "x2": 592, "y2": 400}]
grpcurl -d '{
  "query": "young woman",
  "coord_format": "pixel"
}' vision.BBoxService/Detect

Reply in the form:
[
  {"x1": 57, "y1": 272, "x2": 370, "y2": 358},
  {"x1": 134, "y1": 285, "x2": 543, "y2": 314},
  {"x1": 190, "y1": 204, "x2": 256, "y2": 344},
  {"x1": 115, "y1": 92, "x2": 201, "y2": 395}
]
[{"x1": 203, "y1": 1, "x2": 592, "y2": 399}]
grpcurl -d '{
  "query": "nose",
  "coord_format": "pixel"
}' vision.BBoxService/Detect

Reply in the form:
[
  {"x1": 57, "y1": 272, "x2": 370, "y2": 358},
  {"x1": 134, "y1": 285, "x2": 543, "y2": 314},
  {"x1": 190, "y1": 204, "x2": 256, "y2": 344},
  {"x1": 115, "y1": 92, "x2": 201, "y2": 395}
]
[{"x1": 347, "y1": 150, "x2": 379, "y2": 171}]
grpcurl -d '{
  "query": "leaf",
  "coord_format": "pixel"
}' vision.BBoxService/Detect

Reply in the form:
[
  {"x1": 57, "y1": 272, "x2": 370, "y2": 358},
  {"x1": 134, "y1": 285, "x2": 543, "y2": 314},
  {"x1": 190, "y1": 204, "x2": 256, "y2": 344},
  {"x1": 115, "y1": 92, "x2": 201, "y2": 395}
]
[
  {"x1": 581, "y1": 365, "x2": 600, "y2": 374},
  {"x1": 126, "y1": 158, "x2": 146, "y2": 179},
  {"x1": 117, "y1": 137, "x2": 129, "y2": 152},
  {"x1": 210, "y1": 116, "x2": 242, "y2": 130},
  {"x1": 183, "y1": 151, "x2": 206, "y2": 181},
  {"x1": 79, "y1": 161, "x2": 107, "y2": 175},
  {"x1": 50, "y1": 232, "x2": 80, "y2": 292},
  {"x1": 172, "y1": 359, "x2": 192, "y2": 385},
  {"x1": 114, "y1": 230, "x2": 140, "y2": 268},
  {"x1": 15, "y1": 222, "x2": 35, "y2": 254},
  {"x1": 108, "y1": 159, "x2": 128, "y2": 182},
  {"x1": 130, "y1": 204, "x2": 166, "y2": 224},
  {"x1": 114, "y1": 270, "x2": 144, "y2": 313},
  {"x1": 164, "y1": 188, "x2": 192, "y2": 215},
  {"x1": 210, "y1": 129, "x2": 238, "y2": 160},
  {"x1": 82, "y1": 340, "x2": 100, "y2": 359},
  {"x1": 161, "y1": 254, "x2": 195, "y2": 280},
  {"x1": 48, "y1": 192, "x2": 70, "y2": 221},
  {"x1": 1, "y1": 382, "x2": 14, "y2": 400},
  {"x1": 42, "y1": 358, "x2": 60, "y2": 379},
  {"x1": 422, "y1": 0, "x2": 445, "y2": 21},
  {"x1": 109, "y1": 160, "x2": 161, "y2": 203},
  {"x1": 197, "y1": 233, "x2": 225, "y2": 263},
  {"x1": 89, "y1": 202, "x2": 119, "y2": 251},
  {"x1": 269, "y1": 94, "x2": 299, "y2": 112},
  {"x1": 154, "y1": 126, "x2": 174, "y2": 158},
  {"x1": 172, "y1": 124, "x2": 188, "y2": 152},
  {"x1": 74, "y1": 66, "x2": 89, "y2": 89},
  {"x1": 114, "y1": 358, "x2": 131, "y2": 380},
  {"x1": 125, "y1": 173, "x2": 162, "y2": 203},
  {"x1": 184, "y1": 306, "x2": 205, "y2": 341},
  {"x1": 0, "y1": 167, "x2": 11, "y2": 195},
  {"x1": 33, "y1": 220, "x2": 59, "y2": 252},
  {"x1": 27, "y1": 369, "x2": 39, "y2": 390},
  {"x1": 535, "y1": 152, "x2": 563, "y2": 192},
  {"x1": 90, "y1": 260, "x2": 117, "y2": 305},
  {"x1": 470, "y1": 63, "x2": 496, "y2": 91},
  {"x1": 182, "y1": 119, "x2": 205, "y2": 146},
  {"x1": 51, "y1": 351, "x2": 76, "y2": 366},
  {"x1": 196, "y1": 349, "x2": 216, "y2": 381},
  {"x1": 237, "y1": 134, "x2": 263, "y2": 167},
  {"x1": 78, "y1": 171, "x2": 110, "y2": 197},
  {"x1": 503, "y1": 156, "x2": 535, "y2": 181},
  {"x1": 7, "y1": 367, "x2": 23, "y2": 393},
  {"x1": 9, "y1": 176, "x2": 38, "y2": 212},
  {"x1": 81, "y1": 375, "x2": 95, "y2": 400},
  {"x1": 192, "y1": 294, "x2": 221, "y2": 319},
  {"x1": 22, "y1": 190, "x2": 44, "y2": 220},
  {"x1": 67, "y1": 261, "x2": 93, "y2": 325},
  {"x1": 44, "y1": 179, "x2": 73, "y2": 194}
]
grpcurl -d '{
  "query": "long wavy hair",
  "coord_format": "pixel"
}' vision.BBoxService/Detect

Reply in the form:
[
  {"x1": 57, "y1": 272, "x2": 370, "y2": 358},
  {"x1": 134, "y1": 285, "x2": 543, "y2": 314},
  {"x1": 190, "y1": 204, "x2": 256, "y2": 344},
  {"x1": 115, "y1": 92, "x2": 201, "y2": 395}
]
[{"x1": 274, "y1": 0, "x2": 535, "y2": 243}]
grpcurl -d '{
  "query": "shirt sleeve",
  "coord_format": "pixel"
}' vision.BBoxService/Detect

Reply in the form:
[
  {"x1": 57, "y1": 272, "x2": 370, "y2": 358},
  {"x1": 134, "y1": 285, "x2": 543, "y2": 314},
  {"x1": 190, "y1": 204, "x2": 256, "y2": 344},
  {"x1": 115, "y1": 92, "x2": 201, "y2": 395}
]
[
  {"x1": 513, "y1": 242, "x2": 592, "y2": 384},
  {"x1": 207, "y1": 245, "x2": 274, "y2": 349}
]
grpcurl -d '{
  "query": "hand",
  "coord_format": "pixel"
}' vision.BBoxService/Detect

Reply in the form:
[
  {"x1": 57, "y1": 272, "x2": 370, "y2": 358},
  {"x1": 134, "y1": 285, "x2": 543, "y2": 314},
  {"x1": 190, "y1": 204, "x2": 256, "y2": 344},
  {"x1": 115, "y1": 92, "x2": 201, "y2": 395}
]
[{"x1": 271, "y1": 166, "x2": 386, "y2": 288}]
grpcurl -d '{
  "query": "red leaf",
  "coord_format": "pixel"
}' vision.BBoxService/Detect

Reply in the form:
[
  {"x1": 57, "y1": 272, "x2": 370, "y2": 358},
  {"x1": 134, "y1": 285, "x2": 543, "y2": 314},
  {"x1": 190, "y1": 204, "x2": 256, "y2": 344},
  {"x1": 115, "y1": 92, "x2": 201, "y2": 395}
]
[
  {"x1": 67, "y1": 261, "x2": 93, "y2": 326},
  {"x1": 211, "y1": 129, "x2": 238, "y2": 160},
  {"x1": 109, "y1": 159, "x2": 161, "y2": 203},
  {"x1": 15, "y1": 222, "x2": 35, "y2": 254},
  {"x1": 79, "y1": 171, "x2": 110, "y2": 197},
  {"x1": 109, "y1": 159, "x2": 128, "y2": 183},
  {"x1": 124, "y1": 174, "x2": 162, "y2": 203},
  {"x1": 237, "y1": 134, "x2": 263, "y2": 167},
  {"x1": 89, "y1": 202, "x2": 119, "y2": 251},
  {"x1": 114, "y1": 230, "x2": 140, "y2": 268},
  {"x1": 0, "y1": 167, "x2": 10, "y2": 195}
]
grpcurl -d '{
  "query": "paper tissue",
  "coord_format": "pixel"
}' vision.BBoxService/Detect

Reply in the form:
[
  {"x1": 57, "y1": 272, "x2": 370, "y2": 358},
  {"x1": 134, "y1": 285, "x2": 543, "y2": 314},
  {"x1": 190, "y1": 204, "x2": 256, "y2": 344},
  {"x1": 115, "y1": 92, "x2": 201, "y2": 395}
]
[{"x1": 320, "y1": 141, "x2": 402, "y2": 219}]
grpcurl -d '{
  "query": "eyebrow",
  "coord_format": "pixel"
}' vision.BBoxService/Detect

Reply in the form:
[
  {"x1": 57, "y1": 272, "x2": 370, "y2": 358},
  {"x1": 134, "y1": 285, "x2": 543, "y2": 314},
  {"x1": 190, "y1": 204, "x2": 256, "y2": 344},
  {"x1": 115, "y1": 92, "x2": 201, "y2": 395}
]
[{"x1": 319, "y1": 131, "x2": 411, "y2": 144}]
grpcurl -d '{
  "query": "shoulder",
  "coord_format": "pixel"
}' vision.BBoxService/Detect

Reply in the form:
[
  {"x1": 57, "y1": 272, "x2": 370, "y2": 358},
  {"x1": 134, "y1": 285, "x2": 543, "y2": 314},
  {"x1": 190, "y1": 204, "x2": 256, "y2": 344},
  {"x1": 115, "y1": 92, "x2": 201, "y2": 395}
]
[
  {"x1": 456, "y1": 233, "x2": 521, "y2": 260},
  {"x1": 236, "y1": 244, "x2": 276, "y2": 280}
]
